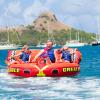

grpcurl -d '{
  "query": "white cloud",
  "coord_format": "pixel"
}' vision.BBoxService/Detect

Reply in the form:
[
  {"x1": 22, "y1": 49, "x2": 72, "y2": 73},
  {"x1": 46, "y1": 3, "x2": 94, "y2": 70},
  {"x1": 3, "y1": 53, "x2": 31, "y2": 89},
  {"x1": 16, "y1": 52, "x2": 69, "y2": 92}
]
[
  {"x1": 60, "y1": 0, "x2": 83, "y2": 15},
  {"x1": 23, "y1": 0, "x2": 49, "y2": 23},
  {"x1": 45, "y1": 0, "x2": 56, "y2": 6},
  {"x1": 48, "y1": 0, "x2": 100, "y2": 33},
  {"x1": 0, "y1": 0, "x2": 4, "y2": 5},
  {"x1": 4, "y1": 1, "x2": 22, "y2": 17},
  {"x1": 0, "y1": 1, "x2": 29, "y2": 26},
  {"x1": 0, "y1": 0, "x2": 100, "y2": 33},
  {"x1": 0, "y1": 1, "x2": 22, "y2": 26},
  {"x1": 55, "y1": 0, "x2": 99, "y2": 15}
]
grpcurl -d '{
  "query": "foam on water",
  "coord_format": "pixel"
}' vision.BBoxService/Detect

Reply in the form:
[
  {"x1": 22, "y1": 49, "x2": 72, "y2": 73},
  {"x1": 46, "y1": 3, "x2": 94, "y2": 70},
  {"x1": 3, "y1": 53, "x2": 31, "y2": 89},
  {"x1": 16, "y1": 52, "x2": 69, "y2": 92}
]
[
  {"x1": 0, "y1": 46, "x2": 100, "y2": 100},
  {"x1": 0, "y1": 69, "x2": 100, "y2": 100}
]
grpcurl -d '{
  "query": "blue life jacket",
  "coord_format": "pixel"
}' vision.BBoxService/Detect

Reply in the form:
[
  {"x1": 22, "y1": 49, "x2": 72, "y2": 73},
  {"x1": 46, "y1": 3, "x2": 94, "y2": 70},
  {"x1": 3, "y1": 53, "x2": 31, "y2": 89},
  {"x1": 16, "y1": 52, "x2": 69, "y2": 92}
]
[
  {"x1": 62, "y1": 51, "x2": 71, "y2": 62},
  {"x1": 47, "y1": 48, "x2": 55, "y2": 63},
  {"x1": 20, "y1": 51, "x2": 30, "y2": 62}
]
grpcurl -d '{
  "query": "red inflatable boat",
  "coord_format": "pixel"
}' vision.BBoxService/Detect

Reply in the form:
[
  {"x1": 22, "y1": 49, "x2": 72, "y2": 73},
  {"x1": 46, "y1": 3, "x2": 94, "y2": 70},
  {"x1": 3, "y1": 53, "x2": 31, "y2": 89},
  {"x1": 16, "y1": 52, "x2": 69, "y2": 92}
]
[{"x1": 6, "y1": 50, "x2": 80, "y2": 77}]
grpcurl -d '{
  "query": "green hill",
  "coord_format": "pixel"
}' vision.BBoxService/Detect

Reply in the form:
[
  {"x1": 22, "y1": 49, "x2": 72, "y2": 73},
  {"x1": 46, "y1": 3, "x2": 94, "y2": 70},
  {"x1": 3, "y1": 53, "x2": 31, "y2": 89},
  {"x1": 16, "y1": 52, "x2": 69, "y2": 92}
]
[
  {"x1": 0, "y1": 26, "x2": 95, "y2": 46},
  {"x1": 0, "y1": 11, "x2": 95, "y2": 45}
]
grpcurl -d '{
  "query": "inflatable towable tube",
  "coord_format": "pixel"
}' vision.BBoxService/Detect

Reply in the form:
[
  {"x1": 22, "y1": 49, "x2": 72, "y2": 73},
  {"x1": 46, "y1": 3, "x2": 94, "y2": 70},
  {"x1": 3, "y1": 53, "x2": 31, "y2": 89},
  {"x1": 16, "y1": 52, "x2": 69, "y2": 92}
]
[{"x1": 6, "y1": 50, "x2": 80, "y2": 77}]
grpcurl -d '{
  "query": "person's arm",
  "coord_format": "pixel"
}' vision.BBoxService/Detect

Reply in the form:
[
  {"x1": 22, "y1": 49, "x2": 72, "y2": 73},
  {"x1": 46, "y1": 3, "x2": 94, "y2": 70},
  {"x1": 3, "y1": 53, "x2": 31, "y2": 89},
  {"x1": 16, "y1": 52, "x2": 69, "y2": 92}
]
[
  {"x1": 32, "y1": 50, "x2": 44, "y2": 62},
  {"x1": 14, "y1": 52, "x2": 24, "y2": 63},
  {"x1": 28, "y1": 55, "x2": 32, "y2": 63},
  {"x1": 14, "y1": 52, "x2": 22, "y2": 57}
]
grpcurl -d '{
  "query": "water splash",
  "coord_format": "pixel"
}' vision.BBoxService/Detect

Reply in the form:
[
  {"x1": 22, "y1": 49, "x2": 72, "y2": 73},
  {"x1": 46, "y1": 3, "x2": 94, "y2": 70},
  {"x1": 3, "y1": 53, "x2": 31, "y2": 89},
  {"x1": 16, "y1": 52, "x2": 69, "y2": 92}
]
[
  {"x1": 0, "y1": 69, "x2": 100, "y2": 100},
  {"x1": 0, "y1": 46, "x2": 100, "y2": 100}
]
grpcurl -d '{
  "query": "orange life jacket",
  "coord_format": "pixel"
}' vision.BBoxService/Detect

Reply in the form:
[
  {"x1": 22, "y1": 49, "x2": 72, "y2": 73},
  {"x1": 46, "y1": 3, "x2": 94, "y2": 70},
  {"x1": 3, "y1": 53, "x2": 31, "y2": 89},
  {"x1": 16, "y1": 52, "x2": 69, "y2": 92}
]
[
  {"x1": 74, "y1": 50, "x2": 82, "y2": 64},
  {"x1": 54, "y1": 50, "x2": 63, "y2": 62}
]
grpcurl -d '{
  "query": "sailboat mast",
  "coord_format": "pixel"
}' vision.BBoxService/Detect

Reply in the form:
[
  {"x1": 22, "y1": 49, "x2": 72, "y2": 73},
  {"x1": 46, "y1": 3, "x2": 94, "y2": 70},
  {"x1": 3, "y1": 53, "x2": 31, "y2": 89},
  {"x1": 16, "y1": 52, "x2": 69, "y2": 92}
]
[
  {"x1": 13, "y1": 27, "x2": 20, "y2": 44},
  {"x1": 70, "y1": 28, "x2": 71, "y2": 41},
  {"x1": 76, "y1": 31, "x2": 77, "y2": 41},
  {"x1": 6, "y1": 26, "x2": 10, "y2": 43},
  {"x1": 97, "y1": 16, "x2": 100, "y2": 42},
  {"x1": 78, "y1": 31, "x2": 80, "y2": 42},
  {"x1": 76, "y1": 31, "x2": 79, "y2": 42},
  {"x1": 47, "y1": 21, "x2": 56, "y2": 44},
  {"x1": 6, "y1": 9, "x2": 10, "y2": 44},
  {"x1": 47, "y1": 21, "x2": 50, "y2": 40},
  {"x1": 51, "y1": 30, "x2": 56, "y2": 44}
]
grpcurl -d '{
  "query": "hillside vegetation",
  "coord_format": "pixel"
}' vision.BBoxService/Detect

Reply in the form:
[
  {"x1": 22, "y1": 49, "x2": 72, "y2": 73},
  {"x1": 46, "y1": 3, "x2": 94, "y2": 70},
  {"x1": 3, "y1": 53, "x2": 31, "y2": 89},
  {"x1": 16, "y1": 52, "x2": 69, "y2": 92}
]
[
  {"x1": 0, "y1": 11, "x2": 95, "y2": 45},
  {"x1": 0, "y1": 28, "x2": 95, "y2": 45}
]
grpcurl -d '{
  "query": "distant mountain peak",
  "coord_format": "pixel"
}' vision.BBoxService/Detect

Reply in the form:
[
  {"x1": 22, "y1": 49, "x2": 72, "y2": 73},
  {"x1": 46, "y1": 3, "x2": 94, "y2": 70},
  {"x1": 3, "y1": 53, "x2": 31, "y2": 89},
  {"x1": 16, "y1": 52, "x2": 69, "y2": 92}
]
[
  {"x1": 38, "y1": 11, "x2": 58, "y2": 22},
  {"x1": 31, "y1": 11, "x2": 70, "y2": 32}
]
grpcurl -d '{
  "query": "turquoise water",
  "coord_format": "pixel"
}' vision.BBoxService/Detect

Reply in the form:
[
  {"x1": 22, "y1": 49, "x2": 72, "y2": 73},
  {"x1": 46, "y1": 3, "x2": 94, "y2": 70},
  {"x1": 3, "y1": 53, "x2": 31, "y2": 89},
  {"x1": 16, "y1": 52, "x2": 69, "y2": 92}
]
[{"x1": 0, "y1": 46, "x2": 100, "y2": 100}]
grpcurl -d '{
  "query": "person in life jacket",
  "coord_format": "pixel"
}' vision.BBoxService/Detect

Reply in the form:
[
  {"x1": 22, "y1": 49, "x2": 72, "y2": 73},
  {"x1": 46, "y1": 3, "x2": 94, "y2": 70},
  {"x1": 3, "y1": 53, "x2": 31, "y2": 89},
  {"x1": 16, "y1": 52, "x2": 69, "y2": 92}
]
[
  {"x1": 71, "y1": 48, "x2": 82, "y2": 64},
  {"x1": 45, "y1": 40, "x2": 55, "y2": 63},
  {"x1": 61, "y1": 46, "x2": 71, "y2": 62},
  {"x1": 6, "y1": 50, "x2": 17, "y2": 65},
  {"x1": 33, "y1": 40, "x2": 55, "y2": 65},
  {"x1": 54, "y1": 49, "x2": 63, "y2": 62},
  {"x1": 14, "y1": 45, "x2": 31, "y2": 63},
  {"x1": 67, "y1": 48, "x2": 75, "y2": 63}
]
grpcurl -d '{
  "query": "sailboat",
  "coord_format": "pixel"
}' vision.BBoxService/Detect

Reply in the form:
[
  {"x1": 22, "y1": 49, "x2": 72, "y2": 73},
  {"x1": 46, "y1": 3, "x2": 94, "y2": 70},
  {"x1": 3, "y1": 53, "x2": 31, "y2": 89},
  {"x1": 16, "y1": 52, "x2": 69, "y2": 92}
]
[
  {"x1": 92, "y1": 35, "x2": 100, "y2": 46},
  {"x1": 36, "y1": 34, "x2": 46, "y2": 48},
  {"x1": 47, "y1": 21, "x2": 61, "y2": 48},
  {"x1": 64, "y1": 29, "x2": 85, "y2": 47},
  {"x1": 36, "y1": 42, "x2": 46, "y2": 48},
  {"x1": 36, "y1": 21, "x2": 61, "y2": 48},
  {"x1": 0, "y1": 27, "x2": 19, "y2": 50},
  {"x1": 0, "y1": 42, "x2": 19, "y2": 50},
  {"x1": 92, "y1": 17, "x2": 100, "y2": 46}
]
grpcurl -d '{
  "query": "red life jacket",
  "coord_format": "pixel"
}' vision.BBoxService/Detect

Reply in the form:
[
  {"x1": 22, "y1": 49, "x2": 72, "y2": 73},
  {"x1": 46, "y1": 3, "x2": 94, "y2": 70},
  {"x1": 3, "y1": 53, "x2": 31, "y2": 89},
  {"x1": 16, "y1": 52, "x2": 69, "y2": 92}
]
[{"x1": 33, "y1": 48, "x2": 52, "y2": 67}]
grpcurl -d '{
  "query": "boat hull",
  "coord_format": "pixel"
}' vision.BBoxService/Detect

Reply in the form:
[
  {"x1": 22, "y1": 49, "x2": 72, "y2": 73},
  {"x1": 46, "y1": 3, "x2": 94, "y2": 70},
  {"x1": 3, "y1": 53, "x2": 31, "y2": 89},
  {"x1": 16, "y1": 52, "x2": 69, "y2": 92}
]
[
  {"x1": 65, "y1": 43, "x2": 85, "y2": 47},
  {"x1": 0, "y1": 45, "x2": 18, "y2": 50},
  {"x1": 7, "y1": 62, "x2": 80, "y2": 77},
  {"x1": 92, "y1": 42, "x2": 100, "y2": 46}
]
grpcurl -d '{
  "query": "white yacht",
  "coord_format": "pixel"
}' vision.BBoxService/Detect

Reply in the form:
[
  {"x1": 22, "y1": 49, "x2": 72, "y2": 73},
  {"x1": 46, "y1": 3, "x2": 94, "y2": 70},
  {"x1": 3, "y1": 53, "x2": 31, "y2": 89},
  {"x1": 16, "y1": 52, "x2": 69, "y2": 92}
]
[
  {"x1": 92, "y1": 16, "x2": 100, "y2": 46},
  {"x1": 0, "y1": 42, "x2": 19, "y2": 50},
  {"x1": 36, "y1": 21, "x2": 59, "y2": 48},
  {"x1": 36, "y1": 42, "x2": 61, "y2": 48},
  {"x1": 0, "y1": 27, "x2": 19, "y2": 50},
  {"x1": 64, "y1": 40, "x2": 85, "y2": 47},
  {"x1": 64, "y1": 29, "x2": 85, "y2": 47},
  {"x1": 36, "y1": 43, "x2": 46, "y2": 48}
]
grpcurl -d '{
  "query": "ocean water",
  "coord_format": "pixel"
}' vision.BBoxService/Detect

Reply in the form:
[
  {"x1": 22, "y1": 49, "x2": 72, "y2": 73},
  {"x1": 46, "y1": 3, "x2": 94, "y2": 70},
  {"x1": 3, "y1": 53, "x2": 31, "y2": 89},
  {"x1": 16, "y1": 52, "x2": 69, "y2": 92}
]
[{"x1": 0, "y1": 46, "x2": 100, "y2": 100}]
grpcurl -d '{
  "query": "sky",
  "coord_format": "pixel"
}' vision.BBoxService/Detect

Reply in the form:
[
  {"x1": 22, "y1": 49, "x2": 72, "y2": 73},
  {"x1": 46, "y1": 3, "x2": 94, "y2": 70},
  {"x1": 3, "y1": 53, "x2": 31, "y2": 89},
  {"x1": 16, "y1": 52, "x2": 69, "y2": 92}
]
[{"x1": 0, "y1": 0, "x2": 100, "y2": 33}]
